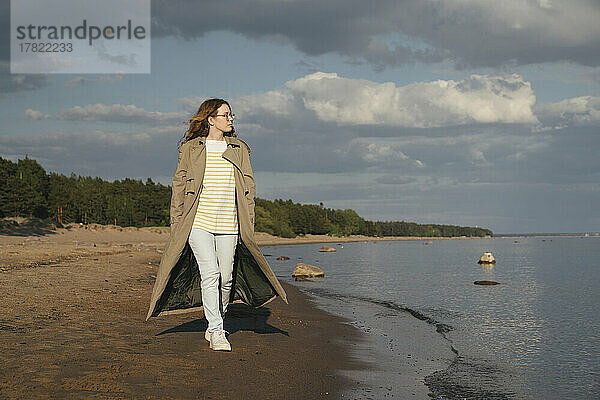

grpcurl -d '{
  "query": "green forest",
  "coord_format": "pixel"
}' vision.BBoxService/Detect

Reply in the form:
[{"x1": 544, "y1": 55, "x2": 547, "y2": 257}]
[{"x1": 0, "y1": 156, "x2": 493, "y2": 238}]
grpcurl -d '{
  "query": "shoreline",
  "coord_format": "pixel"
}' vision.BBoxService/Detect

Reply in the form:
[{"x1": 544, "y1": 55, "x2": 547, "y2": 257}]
[{"x1": 291, "y1": 285, "x2": 457, "y2": 399}]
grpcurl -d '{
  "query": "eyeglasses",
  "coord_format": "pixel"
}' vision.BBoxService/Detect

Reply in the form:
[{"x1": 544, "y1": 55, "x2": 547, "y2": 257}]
[{"x1": 214, "y1": 113, "x2": 235, "y2": 120}]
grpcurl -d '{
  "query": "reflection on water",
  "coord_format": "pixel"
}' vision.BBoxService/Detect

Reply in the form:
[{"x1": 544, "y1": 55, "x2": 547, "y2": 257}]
[
  {"x1": 481, "y1": 264, "x2": 494, "y2": 272},
  {"x1": 265, "y1": 236, "x2": 600, "y2": 400}
]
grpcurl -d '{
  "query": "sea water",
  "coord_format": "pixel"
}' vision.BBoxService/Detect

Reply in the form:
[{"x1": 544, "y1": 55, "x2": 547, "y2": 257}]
[{"x1": 263, "y1": 236, "x2": 600, "y2": 400}]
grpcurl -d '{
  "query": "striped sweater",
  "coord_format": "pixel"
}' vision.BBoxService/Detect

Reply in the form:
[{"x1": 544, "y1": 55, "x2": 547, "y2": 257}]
[{"x1": 192, "y1": 139, "x2": 238, "y2": 234}]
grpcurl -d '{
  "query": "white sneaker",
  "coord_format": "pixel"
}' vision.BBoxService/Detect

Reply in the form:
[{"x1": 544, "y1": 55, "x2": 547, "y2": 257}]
[
  {"x1": 208, "y1": 330, "x2": 231, "y2": 351},
  {"x1": 204, "y1": 329, "x2": 227, "y2": 342},
  {"x1": 204, "y1": 329, "x2": 222, "y2": 342}
]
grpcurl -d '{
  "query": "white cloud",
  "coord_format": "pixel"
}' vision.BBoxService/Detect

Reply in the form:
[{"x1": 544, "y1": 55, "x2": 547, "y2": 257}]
[
  {"x1": 23, "y1": 109, "x2": 46, "y2": 121},
  {"x1": 236, "y1": 90, "x2": 299, "y2": 117},
  {"x1": 362, "y1": 142, "x2": 425, "y2": 167},
  {"x1": 534, "y1": 96, "x2": 600, "y2": 130},
  {"x1": 23, "y1": 103, "x2": 187, "y2": 125},
  {"x1": 240, "y1": 72, "x2": 539, "y2": 128}
]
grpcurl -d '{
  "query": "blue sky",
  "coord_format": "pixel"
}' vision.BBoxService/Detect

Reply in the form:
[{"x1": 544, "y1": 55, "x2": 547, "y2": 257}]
[{"x1": 1, "y1": 0, "x2": 599, "y2": 234}]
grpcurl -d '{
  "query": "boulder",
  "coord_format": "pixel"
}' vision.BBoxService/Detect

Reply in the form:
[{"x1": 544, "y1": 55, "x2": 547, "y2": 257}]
[
  {"x1": 319, "y1": 245, "x2": 336, "y2": 252},
  {"x1": 292, "y1": 263, "x2": 324, "y2": 278},
  {"x1": 477, "y1": 252, "x2": 496, "y2": 264},
  {"x1": 474, "y1": 280, "x2": 500, "y2": 285}
]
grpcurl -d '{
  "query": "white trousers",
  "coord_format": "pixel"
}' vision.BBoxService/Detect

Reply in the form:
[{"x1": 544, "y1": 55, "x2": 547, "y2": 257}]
[{"x1": 188, "y1": 227, "x2": 238, "y2": 333}]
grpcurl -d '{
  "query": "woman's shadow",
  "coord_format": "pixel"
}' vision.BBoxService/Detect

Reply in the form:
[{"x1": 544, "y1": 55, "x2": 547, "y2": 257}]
[{"x1": 156, "y1": 303, "x2": 289, "y2": 337}]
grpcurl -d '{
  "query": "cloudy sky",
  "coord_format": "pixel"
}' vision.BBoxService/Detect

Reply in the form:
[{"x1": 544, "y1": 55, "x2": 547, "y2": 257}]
[{"x1": 1, "y1": 0, "x2": 599, "y2": 234}]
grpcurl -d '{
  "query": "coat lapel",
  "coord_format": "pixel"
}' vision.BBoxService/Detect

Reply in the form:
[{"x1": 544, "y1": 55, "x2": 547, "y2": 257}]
[
  {"x1": 187, "y1": 138, "x2": 206, "y2": 191},
  {"x1": 222, "y1": 136, "x2": 243, "y2": 173},
  {"x1": 188, "y1": 138, "x2": 206, "y2": 162}
]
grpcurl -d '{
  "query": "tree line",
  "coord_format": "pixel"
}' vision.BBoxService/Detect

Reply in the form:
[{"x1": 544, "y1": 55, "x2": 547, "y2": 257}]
[{"x1": 0, "y1": 156, "x2": 493, "y2": 237}]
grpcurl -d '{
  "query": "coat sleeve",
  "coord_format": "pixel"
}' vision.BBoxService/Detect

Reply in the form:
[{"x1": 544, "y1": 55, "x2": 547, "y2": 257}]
[
  {"x1": 241, "y1": 143, "x2": 256, "y2": 228},
  {"x1": 170, "y1": 146, "x2": 187, "y2": 226}
]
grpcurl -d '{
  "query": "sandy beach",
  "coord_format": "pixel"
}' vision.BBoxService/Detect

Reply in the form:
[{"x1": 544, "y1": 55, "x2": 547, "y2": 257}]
[
  {"x1": 0, "y1": 224, "x2": 370, "y2": 399},
  {"x1": 0, "y1": 223, "x2": 464, "y2": 399}
]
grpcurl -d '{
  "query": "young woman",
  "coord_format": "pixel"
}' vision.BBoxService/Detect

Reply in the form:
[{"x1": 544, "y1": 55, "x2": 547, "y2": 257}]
[{"x1": 146, "y1": 99, "x2": 288, "y2": 352}]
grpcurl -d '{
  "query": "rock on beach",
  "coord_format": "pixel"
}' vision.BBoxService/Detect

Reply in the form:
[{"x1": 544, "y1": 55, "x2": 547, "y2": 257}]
[
  {"x1": 292, "y1": 263, "x2": 325, "y2": 278},
  {"x1": 319, "y1": 245, "x2": 336, "y2": 252},
  {"x1": 478, "y1": 252, "x2": 496, "y2": 264}
]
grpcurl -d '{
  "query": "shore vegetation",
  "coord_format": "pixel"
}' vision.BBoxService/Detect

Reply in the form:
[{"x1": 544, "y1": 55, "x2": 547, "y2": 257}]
[{"x1": 0, "y1": 156, "x2": 493, "y2": 238}]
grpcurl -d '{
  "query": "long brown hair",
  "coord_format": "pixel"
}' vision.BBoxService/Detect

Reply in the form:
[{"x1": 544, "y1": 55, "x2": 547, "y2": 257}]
[{"x1": 178, "y1": 98, "x2": 236, "y2": 149}]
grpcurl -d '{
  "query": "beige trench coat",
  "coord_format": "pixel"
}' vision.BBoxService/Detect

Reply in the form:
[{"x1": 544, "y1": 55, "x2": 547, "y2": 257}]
[{"x1": 146, "y1": 135, "x2": 288, "y2": 320}]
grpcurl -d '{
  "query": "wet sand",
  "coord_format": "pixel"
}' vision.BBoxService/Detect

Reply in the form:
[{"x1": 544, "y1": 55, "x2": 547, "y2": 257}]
[{"x1": 0, "y1": 225, "x2": 368, "y2": 399}]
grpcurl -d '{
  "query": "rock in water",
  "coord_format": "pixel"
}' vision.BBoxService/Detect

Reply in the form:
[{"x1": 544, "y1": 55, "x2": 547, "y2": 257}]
[
  {"x1": 292, "y1": 263, "x2": 325, "y2": 278},
  {"x1": 319, "y1": 245, "x2": 336, "y2": 252},
  {"x1": 478, "y1": 252, "x2": 496, "y2": 264},
  {"x1": 474, "y1": 280, "x2": 500, "y2": 285}
]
